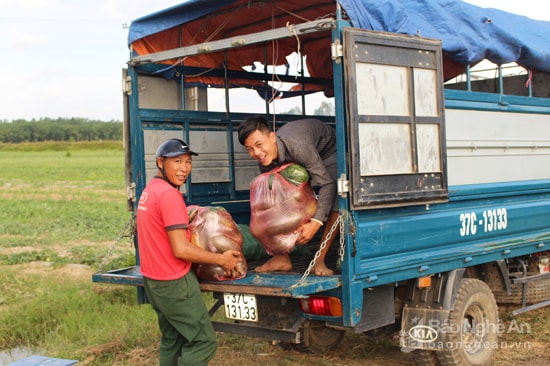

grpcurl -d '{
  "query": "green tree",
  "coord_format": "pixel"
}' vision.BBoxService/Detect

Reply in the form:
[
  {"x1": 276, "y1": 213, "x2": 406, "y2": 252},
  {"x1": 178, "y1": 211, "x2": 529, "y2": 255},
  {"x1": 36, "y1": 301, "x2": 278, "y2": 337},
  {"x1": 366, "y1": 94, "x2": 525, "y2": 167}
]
[
  {"x1": 314, "y1": 101, "x2": 335, "y2": 116},
  {"x1": 0, "y1": 118, "x2": 122, "y2": 143},
  {"x1": 283, "y1": 106, "x2": 302, "y2": 115}
]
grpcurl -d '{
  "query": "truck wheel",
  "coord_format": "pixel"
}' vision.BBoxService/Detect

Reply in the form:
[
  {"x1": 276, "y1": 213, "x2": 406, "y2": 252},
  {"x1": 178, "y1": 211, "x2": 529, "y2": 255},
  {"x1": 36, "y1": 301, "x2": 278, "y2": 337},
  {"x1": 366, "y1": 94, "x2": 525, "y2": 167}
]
[
  {"x1": 277, "y1": 320, "x2": 346, "y2": 353},
  {"x1": 302, "y1": 320, "x2": 346, "y2": 352},
  {"x1": 414, "y1": 350, "x2": 441, "y2": 366},
  {"x1": 492, "y1": 278, "x2": 550, "y2": 305},
  {"x1": 438, "y1": 279, "x2": 498, "y2": 366}
]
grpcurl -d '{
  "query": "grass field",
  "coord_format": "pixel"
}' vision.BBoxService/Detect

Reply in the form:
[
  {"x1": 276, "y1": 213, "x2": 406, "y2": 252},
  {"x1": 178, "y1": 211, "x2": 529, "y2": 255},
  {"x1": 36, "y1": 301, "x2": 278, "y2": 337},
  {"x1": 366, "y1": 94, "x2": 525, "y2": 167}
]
[{"x1": 0, "y1": 142, "x2": 549, "y2": 365}]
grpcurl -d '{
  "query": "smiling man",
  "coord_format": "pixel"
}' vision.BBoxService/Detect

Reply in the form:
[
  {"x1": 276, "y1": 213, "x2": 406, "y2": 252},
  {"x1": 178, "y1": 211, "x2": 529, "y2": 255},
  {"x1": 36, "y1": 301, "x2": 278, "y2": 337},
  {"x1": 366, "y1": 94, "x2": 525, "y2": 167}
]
[
  {"x1": 238, "y1": 116, "x2": 339, "y2": 276},
  {"x1": 137, "y1": 138, "x2": 241, "y2": 366}
]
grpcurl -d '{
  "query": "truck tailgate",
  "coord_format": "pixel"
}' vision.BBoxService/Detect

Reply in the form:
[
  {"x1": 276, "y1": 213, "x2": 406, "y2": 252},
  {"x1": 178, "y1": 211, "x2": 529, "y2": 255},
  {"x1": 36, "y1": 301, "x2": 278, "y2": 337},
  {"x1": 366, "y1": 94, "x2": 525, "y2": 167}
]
[
  {"x1": 200, "y1": 272, "x2": 341, "y2": 297},
  {"x1": 93, "y1": 266, "x2": 341, "y2": 298}
]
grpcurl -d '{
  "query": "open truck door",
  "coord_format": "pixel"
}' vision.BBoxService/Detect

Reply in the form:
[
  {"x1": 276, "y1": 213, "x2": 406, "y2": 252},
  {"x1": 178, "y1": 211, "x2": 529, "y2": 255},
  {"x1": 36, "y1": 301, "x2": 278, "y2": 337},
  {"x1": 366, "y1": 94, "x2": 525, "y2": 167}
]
[{"x1": 342, "y1": 29, "x2": 448, "y2": 209}]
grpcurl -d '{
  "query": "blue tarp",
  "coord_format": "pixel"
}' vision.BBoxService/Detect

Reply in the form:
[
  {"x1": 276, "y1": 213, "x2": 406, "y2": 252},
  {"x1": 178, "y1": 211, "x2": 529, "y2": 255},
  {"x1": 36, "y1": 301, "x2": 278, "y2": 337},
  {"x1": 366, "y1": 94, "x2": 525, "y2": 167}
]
[
  {"x1": 128, "y1": 0, "x2": 550, "y2": 72},
  {"x1": 128, "y1": 0, "x2": 234, "y2": 45},
  {"x1": 339, "y1": 0, "x2": 550, "y2": 71}
]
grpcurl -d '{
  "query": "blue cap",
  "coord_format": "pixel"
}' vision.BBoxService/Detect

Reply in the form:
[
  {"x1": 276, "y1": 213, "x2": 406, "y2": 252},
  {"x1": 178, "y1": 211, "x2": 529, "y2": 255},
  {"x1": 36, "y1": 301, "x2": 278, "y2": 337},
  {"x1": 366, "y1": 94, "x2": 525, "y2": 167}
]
[{"x1": 156, "y1": 139, "x2": 198, "y2": 158}]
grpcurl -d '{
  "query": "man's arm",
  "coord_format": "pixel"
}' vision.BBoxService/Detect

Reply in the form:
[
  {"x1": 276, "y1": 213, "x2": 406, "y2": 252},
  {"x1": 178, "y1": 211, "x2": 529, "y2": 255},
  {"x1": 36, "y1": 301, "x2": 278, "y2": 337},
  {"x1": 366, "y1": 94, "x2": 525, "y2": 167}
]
[
  {"x1": 167, "y1": 229, "x2": 240, "y2": 271},
  {"x1": 292, "y1": 148, "x2": 337, "y2": 223}
]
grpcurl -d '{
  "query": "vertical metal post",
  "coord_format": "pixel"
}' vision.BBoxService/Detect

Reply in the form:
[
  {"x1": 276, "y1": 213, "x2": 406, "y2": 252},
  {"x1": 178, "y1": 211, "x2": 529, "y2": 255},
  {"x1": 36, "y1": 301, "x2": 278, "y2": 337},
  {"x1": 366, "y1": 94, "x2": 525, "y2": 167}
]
[
  {"x1": 180, "y1": 72, "x2": 186, "y2": 110},
  {"x1": 333, "y1": 1, "x2": 361, "y2": 327},
  {"x1": 224, "y1": 50, "x2": 230, "y2": 115},
  {"x1": 527, "y1": 69, "x2": 533, "y2": 97},
  {"x1": 466, "y1": 64, "x2": 472, "y2": 92},
  {"x1": 300, "y1": 54, "x2": 306, "y2": 115},
  {"x1": 263, "y1": 44, "x2": 270, "y2": 116},
  {"x1": 498, "y1": 64, "x2": 504, "y2": 94},
  {"x1": 127, "y1": 65, "x2": 147, "y2": 304}
]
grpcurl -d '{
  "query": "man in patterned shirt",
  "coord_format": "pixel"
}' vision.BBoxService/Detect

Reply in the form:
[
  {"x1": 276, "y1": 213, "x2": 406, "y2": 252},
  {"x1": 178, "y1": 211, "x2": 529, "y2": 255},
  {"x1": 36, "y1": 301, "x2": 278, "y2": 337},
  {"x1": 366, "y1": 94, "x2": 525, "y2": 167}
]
[{"x1": 238, "y1": 116, "x2": 339, "y2": 276}]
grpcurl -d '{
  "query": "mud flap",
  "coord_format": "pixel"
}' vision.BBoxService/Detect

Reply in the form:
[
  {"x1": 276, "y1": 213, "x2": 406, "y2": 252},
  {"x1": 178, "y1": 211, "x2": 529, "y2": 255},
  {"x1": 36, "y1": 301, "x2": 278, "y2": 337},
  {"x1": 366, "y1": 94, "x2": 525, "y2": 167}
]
[{"x1": 400, "y1": 307, "x2": 450, "y2": 350}]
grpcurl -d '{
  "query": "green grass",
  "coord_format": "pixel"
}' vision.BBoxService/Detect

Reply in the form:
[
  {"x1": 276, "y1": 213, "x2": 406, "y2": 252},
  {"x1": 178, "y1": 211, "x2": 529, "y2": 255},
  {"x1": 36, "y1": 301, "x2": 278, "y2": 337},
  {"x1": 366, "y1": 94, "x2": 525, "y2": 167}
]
[
  {"x1": 0, "y1": 140, "x2": 122, "y2": 152},
  {"x1": 0, "y1": 145, "x2": 129, "y2": 249},
  {"x1": 0, "y1": 142, "x2": 548, "y2": 366},
  {"x1": 0, "y1": 142, "x2": 148, "y2": 365},
  {"x1": 0, "y1": 267, "x2": 158, "y2": 364}
]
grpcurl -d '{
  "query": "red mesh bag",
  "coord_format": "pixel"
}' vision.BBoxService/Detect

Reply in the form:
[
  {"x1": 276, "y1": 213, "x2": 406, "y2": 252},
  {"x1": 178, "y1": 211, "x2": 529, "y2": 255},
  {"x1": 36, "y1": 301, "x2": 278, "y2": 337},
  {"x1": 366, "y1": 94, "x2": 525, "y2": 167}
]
[
  {"x1": 249, "y1": 163, "x2": 318, "y2": 256},
  {"x1": 187, "y1": 205, "x2": 247, "y2": 281}
]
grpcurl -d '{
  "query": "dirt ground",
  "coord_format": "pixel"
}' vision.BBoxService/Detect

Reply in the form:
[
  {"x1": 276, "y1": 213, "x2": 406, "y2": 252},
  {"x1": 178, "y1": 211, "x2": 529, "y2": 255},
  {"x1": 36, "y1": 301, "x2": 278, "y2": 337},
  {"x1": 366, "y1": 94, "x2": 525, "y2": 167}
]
[{"x1": 7, "y1": 259, "x2": 549, "y2": 366}]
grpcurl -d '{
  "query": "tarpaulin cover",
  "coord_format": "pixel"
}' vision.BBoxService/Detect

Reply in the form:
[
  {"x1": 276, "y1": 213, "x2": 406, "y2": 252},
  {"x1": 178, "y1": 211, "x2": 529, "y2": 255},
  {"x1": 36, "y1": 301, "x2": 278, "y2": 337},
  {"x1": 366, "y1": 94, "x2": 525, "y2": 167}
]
[{"x1": 128, "y1": 0, "x2": 550, "y2": 86}]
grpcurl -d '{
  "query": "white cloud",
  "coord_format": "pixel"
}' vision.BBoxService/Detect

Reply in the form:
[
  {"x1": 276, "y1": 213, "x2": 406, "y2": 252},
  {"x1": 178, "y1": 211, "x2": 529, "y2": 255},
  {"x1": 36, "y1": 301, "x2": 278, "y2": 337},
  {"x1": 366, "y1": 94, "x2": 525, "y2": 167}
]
[{"x1": 461, "y1": 0, "x2": 550, "y2": 21}]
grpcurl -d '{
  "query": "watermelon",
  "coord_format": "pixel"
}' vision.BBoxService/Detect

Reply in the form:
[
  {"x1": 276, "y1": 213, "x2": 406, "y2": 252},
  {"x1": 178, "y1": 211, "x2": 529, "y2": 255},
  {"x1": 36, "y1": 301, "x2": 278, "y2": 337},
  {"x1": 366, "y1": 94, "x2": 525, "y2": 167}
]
[{"x1": 280, "y1": 163, "x2": 309, "y2": 185}]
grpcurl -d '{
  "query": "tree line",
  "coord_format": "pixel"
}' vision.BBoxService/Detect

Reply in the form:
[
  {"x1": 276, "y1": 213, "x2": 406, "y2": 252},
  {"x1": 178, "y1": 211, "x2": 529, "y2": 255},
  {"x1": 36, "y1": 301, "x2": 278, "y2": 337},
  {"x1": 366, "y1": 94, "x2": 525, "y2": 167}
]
[
  {"x1": 0, "y1": 103, "x2": 336, "y2": 143},
  {"x1": 284, "y1": 101, "x2": 335, "y2": 116},
  {"x1": 0, "y1": 118, "x2": 122, "y2": 143}
]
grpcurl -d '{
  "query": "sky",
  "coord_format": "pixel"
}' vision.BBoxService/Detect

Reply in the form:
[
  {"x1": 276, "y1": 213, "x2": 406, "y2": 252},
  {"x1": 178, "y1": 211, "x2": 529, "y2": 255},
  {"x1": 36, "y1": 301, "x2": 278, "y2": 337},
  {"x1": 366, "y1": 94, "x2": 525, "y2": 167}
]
[{"x1": 0, "y1": 0, "x2": 548, "y2": 122}]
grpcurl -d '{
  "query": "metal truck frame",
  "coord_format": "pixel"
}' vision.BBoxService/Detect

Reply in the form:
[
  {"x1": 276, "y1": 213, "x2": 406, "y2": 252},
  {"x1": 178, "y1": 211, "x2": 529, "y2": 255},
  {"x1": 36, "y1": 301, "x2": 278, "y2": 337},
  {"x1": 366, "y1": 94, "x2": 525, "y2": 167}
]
[{"x1": 93, "y1": 1, "x2": 550, "y2": 365}]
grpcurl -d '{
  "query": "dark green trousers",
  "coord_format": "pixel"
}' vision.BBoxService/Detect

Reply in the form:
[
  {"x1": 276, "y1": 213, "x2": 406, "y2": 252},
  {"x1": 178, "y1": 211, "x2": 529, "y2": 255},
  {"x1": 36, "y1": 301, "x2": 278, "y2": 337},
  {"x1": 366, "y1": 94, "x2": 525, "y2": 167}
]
[{"x1": 143, "y1": 271, "x2": 218, "y2": 366}]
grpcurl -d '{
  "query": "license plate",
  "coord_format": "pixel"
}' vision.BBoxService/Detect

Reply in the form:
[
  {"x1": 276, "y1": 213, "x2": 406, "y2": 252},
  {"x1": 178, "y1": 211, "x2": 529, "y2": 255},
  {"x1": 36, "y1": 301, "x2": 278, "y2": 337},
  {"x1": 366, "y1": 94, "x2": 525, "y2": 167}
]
[{"x1": 223, "y1": 293, "x2": 258, "y2": 322}]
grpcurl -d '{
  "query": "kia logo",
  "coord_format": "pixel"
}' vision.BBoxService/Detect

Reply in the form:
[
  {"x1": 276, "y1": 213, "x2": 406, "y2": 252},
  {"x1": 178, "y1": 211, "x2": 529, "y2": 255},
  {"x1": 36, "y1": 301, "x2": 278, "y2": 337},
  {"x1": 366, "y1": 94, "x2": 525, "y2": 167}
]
[{"x1": 408, "y1": 325, "x2": 438, "y2": 342}]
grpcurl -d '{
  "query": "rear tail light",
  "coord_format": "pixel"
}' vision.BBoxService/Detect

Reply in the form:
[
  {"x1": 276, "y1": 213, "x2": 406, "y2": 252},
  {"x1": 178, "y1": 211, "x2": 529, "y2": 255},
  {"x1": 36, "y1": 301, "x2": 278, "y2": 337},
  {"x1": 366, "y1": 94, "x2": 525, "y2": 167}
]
[{"x1": 299, "y1": 296, "x2": 343, "y2": 317}]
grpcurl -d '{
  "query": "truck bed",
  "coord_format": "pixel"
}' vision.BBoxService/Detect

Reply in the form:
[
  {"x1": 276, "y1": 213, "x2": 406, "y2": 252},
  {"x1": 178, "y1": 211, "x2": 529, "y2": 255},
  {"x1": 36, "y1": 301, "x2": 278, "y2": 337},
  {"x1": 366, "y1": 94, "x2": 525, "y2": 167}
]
[{"x1": 93, "y1": 241, "x2": 343, "y2": 297}]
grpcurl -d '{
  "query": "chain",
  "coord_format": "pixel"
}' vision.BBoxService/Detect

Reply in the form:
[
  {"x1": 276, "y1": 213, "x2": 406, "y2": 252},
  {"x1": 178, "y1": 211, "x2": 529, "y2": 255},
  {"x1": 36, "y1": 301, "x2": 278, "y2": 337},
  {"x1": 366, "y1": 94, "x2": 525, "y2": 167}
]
[
  {"x1": 97, "y1": 213, "x2": 136, "y2": 273},
  {"x1": 338, "y1": 211, "x2": 346, "y2": 261},
  {"x1": 292, "y1": 211, "x2": 346, "y2": 287}
]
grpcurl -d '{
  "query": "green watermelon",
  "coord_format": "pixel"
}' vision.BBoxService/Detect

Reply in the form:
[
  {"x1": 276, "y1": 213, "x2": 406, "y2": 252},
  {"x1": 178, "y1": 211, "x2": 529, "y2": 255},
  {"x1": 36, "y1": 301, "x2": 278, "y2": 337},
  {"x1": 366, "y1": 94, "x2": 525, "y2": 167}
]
[{"x1": 280, "y1": 163, "x2": 309, "y2": 185}]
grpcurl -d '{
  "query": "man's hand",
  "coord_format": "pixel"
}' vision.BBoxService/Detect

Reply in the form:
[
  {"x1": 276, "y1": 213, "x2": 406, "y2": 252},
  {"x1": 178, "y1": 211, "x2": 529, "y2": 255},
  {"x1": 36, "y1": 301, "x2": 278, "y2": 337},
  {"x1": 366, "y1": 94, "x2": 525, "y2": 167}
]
[
  {"x1": 296, "y1": 220, "x2": 322, "y2": 245},
  {"x1": 219, "y1": 250, "x2": 241, "y2": 271}
]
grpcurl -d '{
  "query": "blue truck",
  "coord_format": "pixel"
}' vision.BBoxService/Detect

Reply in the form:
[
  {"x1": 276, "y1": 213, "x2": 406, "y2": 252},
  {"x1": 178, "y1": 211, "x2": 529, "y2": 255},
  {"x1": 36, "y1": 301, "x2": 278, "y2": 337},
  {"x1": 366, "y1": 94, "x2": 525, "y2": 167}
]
[{"x1": 93, "y1": 1, "x2": 550, "y2": 365}]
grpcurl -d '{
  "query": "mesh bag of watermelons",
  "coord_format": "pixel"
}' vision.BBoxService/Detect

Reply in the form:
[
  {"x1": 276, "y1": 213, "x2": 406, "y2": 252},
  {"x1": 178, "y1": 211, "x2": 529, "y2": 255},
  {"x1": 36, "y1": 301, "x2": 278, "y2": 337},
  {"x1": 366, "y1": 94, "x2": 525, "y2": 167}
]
[
  {"x1": 187, "y1": 205, "x2": 247, "y2": 281},
  {"x1": 249, "y1": 163, "x2": 318, "y2": 256}
]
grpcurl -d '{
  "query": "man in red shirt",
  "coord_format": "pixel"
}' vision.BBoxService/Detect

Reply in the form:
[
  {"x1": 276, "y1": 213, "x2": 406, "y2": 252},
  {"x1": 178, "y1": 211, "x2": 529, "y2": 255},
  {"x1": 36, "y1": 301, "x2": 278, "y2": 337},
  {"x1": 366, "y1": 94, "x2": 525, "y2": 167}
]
[{"x1": 137, "y1": 138, "x2": 241, "y2": 366}]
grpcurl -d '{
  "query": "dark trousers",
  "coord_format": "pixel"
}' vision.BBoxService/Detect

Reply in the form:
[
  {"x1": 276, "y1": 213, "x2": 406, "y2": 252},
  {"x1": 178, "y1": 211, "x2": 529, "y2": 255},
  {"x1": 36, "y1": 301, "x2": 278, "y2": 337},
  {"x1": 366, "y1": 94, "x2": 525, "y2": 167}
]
[{"x1": 143, "y1": 271, "x2": 218, "y2": 366}]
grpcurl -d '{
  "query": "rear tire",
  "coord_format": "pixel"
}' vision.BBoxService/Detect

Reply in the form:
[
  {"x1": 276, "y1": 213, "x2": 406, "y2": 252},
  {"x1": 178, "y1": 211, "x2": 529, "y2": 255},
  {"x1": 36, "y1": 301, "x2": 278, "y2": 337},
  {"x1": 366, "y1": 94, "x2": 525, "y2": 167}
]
[
  {"x1": 414, "y1": 350, "x2": 441, "y2": 366},
  {"x1": 492, "y1": 278, "x2": 550, "y2": 305},
  {"x1": 438, "y1": 279, "x2": 498, "y2": 366},
  {"x1": 277, "y1": 320, "x2": 345, "y2": 353}
]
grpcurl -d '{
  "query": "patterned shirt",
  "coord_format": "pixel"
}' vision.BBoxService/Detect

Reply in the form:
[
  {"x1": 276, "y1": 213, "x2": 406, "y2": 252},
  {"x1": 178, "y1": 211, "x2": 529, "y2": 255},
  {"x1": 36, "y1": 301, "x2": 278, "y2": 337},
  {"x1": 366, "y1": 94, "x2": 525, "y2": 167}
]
[{"x1": 260, "y1": 118, "x2": 337, "y2": 222}]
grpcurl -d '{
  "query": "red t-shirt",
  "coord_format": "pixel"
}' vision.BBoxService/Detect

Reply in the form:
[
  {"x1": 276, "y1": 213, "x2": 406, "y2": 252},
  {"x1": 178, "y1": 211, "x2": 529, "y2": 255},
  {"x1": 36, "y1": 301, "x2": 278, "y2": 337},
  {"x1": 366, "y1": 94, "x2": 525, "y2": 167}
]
[{"x1": 136, "y1": 177, "x2": 192, "y2": 280}]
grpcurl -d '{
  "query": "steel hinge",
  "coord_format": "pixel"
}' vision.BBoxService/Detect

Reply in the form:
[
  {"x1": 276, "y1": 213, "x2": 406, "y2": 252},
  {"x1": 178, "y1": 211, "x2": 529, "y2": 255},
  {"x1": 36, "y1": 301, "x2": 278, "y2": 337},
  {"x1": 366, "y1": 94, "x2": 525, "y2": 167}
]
[
  {"x1": 126, "y1": 182, "x2": 136, "y2": 202},
  {"x1": 331, "y1": 40, "x2": 343, "y2": 63},
  {"x1": 337, "y1": 174, "x2": 349, "y2": 197},
  {"x1": 122, "y1": 75, "x2": 132, "y2": 95}
]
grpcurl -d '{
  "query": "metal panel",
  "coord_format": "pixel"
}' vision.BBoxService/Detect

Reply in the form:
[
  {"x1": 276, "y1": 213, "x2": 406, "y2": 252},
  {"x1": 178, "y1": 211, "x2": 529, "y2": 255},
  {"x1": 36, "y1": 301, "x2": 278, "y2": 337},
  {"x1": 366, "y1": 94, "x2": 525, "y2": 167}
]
[
  {"x1": 350, "y1": 181, "x2": 550, "y2": 287},
  {"x1": 141, "y1": 123, "x2": 259, "y2": 197},
  {"x1": 414, "y1": 68, "x2": 439, "y2": 117},
  {"x1": 359, "y1": 123, "x2": 413, "y2": 175},
  {"x1": 353, "y1": 286, "x2": 395, "y2": 333},
  {"x1": 355, "y1": 63, "x2": 410, "y2": 116},
  {"x1": 446, "y1": 109, "x2": 550, "y2": 185},
  {"x1": 417, "y1": 124, "x2": 441, "y2": 173},
  {"x1": 199, "y1": 273, "x2": 341, "y2": 297},
  {"x1": 93, "y1": 267, "x2": 342, "y2": 298},
  {"x1": 232, "y1": 131, "x2": 261, "y2": 191},
  {"x1": 343, "y1": 29, "x2": 448, "y2": 209},
  {"x1": 130, "y1": 19, "x2": 335, "y2": 65},
  {"x1": 189, "y1": 129, "x2": 230, "y2": 183},
  {"x1": 143, "y1": 129, "x2": 184, "y2": 185},
  {"x1": 138, "y1": 75, "x2": 182, "y2": 110}
]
